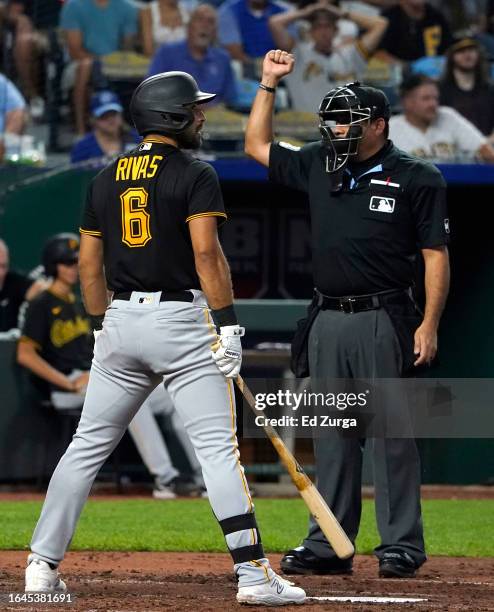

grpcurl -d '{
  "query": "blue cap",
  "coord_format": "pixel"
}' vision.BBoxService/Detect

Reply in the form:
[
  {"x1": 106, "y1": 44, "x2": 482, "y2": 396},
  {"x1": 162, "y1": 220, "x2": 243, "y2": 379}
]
[{"x1": 90, "y1": 90, "x2": 123, "y2": 117}]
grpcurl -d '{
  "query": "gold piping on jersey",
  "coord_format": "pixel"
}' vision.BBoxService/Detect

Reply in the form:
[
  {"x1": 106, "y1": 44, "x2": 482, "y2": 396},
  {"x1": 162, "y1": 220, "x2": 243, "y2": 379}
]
[
  {"x1": 18, "y1": 335, "x2": 41, "y2": 350},
  {"x1": 226, "y1": 379, "x2": 254, "y2": 514},
  {"x1": 203, "y1": 308, "x2": 254, "y2": 515},
  {"x1": 48, "y1": 289, "x2": 75, "y2": 304},
  {"x1": 186, "y1": 212, "x2": 228, "y2": 224},
  {"x1": 79, "y1": 228, "x2": 103, "y2": 237},
  {"x1": 115, "y1": 155, "x2": 163, "y2": 181},
  {"x1": 250, "y1": 559, "x2": 270, "y2": 582},
  {"x1": 203, "y1": 307, "x2": 219, "y2": 351}
]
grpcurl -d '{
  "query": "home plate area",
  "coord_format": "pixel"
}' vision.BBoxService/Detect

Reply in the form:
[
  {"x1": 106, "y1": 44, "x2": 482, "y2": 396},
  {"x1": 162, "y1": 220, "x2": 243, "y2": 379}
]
[{"x1": 2, "y1": 552, "x2": 493, "y2": 611}]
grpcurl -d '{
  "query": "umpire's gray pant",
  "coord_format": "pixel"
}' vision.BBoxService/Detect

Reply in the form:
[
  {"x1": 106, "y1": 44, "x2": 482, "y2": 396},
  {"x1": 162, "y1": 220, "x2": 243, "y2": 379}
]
[{"x1": 303, "y1": 307, "x2": 426, "y2": 567}]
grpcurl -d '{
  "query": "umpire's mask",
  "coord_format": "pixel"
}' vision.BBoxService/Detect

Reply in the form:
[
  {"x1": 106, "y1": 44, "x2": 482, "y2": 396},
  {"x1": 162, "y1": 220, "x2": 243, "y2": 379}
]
[{"x1": 318, "y1": 82, "x2": 389, "y2": 174}]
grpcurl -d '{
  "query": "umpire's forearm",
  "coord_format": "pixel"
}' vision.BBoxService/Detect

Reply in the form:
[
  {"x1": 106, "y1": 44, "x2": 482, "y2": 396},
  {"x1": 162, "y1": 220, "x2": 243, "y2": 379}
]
[
  {"x1": 244, "y1": 88, "x2": 276, "y2": 164},
  {"x1": 422, "y1": 246, "x2": 450, "y2": 328}
]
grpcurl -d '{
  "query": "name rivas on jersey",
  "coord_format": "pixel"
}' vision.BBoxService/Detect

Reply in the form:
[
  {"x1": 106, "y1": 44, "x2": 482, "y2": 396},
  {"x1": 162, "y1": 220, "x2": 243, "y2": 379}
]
[{"x1": 115, "y1": 155, "x2": 163, "y2": 182}]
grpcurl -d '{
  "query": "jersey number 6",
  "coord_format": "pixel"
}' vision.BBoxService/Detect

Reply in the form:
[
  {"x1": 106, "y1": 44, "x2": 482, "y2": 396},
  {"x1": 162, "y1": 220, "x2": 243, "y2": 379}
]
[{"x1": 120, "y1": 187, "x2": 152, "y2": 247}]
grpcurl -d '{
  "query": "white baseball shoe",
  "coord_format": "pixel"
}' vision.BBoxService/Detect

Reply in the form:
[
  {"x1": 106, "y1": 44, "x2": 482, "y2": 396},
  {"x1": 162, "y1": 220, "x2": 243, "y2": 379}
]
[
  {"x1": 237, "y1": 573, "x2": 306, "y2": 606},
  {"x1": 152, "y1": 483, "x2": 177, "y2": 500},
  {"x1": 25, "y1": 554, "x2": 67, "y2": 592}
]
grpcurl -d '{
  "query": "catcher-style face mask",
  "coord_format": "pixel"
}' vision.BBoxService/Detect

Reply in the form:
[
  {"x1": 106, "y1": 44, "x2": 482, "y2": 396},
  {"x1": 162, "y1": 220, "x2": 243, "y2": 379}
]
[{"x1": 318, "y1": 84, "x2": 371, "y2": 174}]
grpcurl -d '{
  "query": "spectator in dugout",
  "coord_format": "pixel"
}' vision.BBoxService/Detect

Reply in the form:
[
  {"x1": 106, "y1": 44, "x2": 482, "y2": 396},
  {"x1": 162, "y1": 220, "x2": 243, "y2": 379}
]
[
  {"x1": 70, "y1": 90, "x2": 139, "y2": 163},
  {"x1": 0, "y1": 238, "x2": 45, "y2": 332},
  {"x1": 439, "y1": 36, "x2": 494, "y2": 142},
  {"x1": 17, "y1": 233, "x2": 205, "y2": 499},
  {"x1": 5, "y1": 0, "x2": 63, "y2": 119},
  {"x1": 0, "y1": 71, "x2": 27, "y2": 138},
  {"x1": 389, "y1": 73, "x2": 494, "y2": 162},
  {"x1": 377, "y1": 0, "x2": 453, "y2": 64},
  {"x1": 268, "y1": 3, "x2": 388, "y2": 112},
  {"x1": 218, "y1": 0, "x2": 294, "y2": 69},
  {"x1": 60, "y1": 0, "x2": 139, "y2": 136},
  {"x1": 140, "y1": 0, "x2": 198, "y2": 57},
  {"x1": 148, "y1": 4, "x2": 237, "y2": 106}
]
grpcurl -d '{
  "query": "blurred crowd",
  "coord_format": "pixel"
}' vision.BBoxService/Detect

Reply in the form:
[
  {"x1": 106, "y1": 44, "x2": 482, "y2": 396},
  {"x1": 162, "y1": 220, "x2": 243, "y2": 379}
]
[{"x1": 0, "y1": 0, "x2": 493, "y2": 163}]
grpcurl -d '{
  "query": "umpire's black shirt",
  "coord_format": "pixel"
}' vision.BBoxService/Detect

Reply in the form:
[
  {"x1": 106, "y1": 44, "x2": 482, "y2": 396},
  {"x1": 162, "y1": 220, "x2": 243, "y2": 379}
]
[{"x1": 269, "y1": 139, "x2": 450, "y2": 296}]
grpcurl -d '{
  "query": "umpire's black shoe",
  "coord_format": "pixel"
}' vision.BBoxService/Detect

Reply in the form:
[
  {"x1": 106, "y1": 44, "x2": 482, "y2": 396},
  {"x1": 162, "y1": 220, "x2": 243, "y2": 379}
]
[
  {"x1": 280, "y1": 546, "x2": 353, "y2": 576},
  {"x1": 378, "y1": 551, "x2": 418, "y2": 578}
]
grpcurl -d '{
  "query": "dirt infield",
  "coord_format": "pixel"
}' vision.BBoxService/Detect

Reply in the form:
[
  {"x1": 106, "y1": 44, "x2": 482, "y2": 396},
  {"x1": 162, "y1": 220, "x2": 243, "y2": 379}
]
[{"x1": 2, "y1": 551, "x2": 493, "y2": 611}]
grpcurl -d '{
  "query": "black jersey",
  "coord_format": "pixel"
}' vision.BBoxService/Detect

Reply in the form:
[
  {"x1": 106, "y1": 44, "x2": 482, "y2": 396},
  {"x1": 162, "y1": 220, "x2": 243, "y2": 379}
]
[
  {"x1": 20, "y1": 289, "x2": 92, "y2": 389},
  {"x1": 0, "y1": 271, "x2": 32, "y2": 331},
  {"x1": 269, "y1": 140, "x2": 450, "y2": 296},
  {"x1": 80, "y1": 140, "x2": 227, "y2": 293}
]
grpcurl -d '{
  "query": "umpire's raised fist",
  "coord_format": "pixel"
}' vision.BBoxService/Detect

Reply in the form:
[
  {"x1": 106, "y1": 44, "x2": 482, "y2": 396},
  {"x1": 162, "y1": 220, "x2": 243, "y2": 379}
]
[{"x1": 262, "y1": 50, "x2": 295, "y2": 85}]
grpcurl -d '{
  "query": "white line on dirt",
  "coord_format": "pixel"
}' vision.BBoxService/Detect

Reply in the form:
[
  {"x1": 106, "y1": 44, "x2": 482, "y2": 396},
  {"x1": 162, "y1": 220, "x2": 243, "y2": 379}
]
[{"x1": 308, "y1": 597, "x2": 428, "y2": 604}]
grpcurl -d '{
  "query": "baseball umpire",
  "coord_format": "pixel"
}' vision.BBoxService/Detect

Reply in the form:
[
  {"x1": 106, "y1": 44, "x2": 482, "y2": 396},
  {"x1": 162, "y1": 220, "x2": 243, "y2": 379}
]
[
  {"x1": 24, "y1": 71, "x2": 305, "y2": 606},
  {"x1": 245, "y1": 51, "x2": 450, "y2": 578}
]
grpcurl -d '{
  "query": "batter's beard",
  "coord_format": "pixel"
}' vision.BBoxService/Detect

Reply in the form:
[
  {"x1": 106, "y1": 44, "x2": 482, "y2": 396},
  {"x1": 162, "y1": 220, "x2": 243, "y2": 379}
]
[{"x1": 176, "y1": 127, "x2": 202, "y2": 150}]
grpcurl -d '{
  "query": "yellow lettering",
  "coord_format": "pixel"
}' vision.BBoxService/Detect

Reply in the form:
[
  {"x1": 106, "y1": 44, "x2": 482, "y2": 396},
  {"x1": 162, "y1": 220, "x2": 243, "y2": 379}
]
[
  {"x1": 423, "y1": 25, "x2": 441, "y2": 57},
  {"x1": 148, "y1": 155, "x2": 163, "y2": 178},
  {"x1": 116, "y1": 158, "x2": 128, "y2": 181},
  {"x1": 130, "y1": 157, "x2": 142, "y2": 181},
  {"x1": 50, "y1": 316, "x2": 90, "y2": 348},
  {"x1": 137, "y1": 155, "x2": 150, "y2": 179},
  {"x1": 120, "y1": 187, "x2": 151, "y2": 247}
]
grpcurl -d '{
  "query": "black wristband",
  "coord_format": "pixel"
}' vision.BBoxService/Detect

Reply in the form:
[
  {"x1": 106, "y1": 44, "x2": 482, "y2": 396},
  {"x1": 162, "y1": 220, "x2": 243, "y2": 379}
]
[
  {"x1": 211, "y1": 304, "x2": 238, "y2": 328},
  {"x1": 89, "y1": 313, "x2": 105, "y2": 332},
  {"x1": 259, "y1": 83, "x2": 276, "y2": 94}
]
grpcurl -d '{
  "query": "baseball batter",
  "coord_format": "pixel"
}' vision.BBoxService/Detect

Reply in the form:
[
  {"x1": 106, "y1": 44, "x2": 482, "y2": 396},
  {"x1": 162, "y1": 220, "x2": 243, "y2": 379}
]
[{"x1": 24, "y1": 71, "x2": 305, "y2": 606}]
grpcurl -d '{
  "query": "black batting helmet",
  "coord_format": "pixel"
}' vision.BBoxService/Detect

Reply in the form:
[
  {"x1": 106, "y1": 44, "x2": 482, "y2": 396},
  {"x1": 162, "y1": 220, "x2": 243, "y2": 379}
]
[
  {"x1": 130, "y1": 71, "x2": 216, "y2": 137},
  {"x1": 42, "y1": 233, "x2": 79, "y2": 278},
  {"x1": 319, "y1": 82, "x2": 390, "y2": 173}
]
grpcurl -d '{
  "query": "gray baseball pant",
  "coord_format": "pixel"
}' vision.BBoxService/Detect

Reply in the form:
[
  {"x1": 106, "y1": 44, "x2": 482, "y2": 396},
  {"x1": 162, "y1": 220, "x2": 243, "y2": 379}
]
[
  {"x1": 30, "y1": 291, "x2": 270, "y2": 586},
  {"x1": 303, "y1": 307, "x2": 426, "y2": 567}
]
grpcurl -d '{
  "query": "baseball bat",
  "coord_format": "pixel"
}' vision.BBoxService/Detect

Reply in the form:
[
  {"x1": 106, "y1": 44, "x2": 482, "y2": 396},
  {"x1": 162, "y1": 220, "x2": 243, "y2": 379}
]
[{"x1": 235, "y1": 375, "x2": 354, "y2": 560}]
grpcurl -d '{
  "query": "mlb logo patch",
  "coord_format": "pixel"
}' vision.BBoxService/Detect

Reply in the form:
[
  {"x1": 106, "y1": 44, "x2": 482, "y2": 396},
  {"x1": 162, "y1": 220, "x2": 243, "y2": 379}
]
[
  {"x1": 369, "y1": 196, "x2": 395, "y2": 213},
  {"x1": 139, "y1": 142, "x2": 152, "y2": 151},
  {"x1": 138, "y1": 296, "x2": 153, "y2": 304}
]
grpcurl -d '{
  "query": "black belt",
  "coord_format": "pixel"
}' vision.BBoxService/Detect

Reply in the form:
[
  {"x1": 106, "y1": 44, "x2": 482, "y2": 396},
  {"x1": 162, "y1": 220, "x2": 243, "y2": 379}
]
[
  {"x1": 315, "y1": 288, "x2": 411, "y2": 314},
  {"x1": 114, "y1": 290, "x2": 194, "y2": 303}
]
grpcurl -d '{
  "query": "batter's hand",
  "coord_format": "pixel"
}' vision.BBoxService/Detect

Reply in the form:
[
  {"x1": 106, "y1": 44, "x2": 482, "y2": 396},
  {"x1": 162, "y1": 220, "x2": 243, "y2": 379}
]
[
  {"x1": 413, "y1": 322, "x2": 437, "y2": 366},
  {"x1": 262, "y1": 50, "x2": 295, "y2": 85},
  {"x1": 211, "y1": 325, "x2": 245, "y2": 378}
]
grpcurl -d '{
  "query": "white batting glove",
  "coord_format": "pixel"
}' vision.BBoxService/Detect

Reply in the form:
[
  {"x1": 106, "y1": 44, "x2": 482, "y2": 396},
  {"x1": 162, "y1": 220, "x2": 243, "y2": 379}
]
[{"x1": 211, "y1": 325, "x2": 245, "y2": 378}]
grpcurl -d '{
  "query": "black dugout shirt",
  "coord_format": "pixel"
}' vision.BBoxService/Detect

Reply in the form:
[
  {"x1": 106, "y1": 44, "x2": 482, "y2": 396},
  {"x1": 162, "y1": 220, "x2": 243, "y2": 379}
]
[
  {"x1": 0, "y1": 271, "x2": 32, "y2": 331},
  {"x1": 379, "y1": 3, "x2": 452, "y2": 61},
  {"x1": 20, "y1": 289, "x2": 92, "y2": 375},
  {"x1": 439, "y1": 81, "x2": 494, "y2": 137},
  {"x1": 80, "y1": 140, "x2": 227, "y2": 293},
  {"x1": 269, "y1": 140, "x2": 450, "y2": 297}
]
